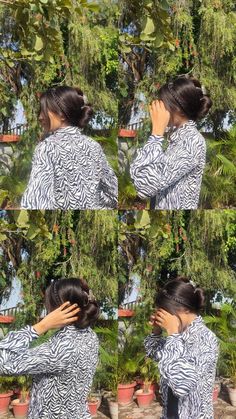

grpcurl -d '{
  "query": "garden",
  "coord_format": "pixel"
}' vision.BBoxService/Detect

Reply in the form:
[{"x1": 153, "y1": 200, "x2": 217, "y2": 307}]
[
  {"x1": 118, "y1": 210, "x2": 236, "y2": 418},
  {"x1": 119, "y1": 0, "x2": 236, "y2": 209},
  {"x1": 0, "y1": 210, "x2": 118, "y2": 418}
]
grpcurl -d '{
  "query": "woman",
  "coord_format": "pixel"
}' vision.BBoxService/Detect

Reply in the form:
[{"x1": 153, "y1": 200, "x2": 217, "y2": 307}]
[
  {"x1": 21, "y1": 86, "x2": 118, "y2": 209},
  {"x1": 145, "y1": 277, "x2": 218, "y2": 419},
  {"x1": 130, "y1": 77, "x2": 212, "y2": 209},
  {"x1": 0, "y1": 278, "x2": 99, "y2": 419}
]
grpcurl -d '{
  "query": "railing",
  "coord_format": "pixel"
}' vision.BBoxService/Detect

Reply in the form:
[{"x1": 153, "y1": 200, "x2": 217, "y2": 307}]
[
  {"x1": 0, "y1": 123, "x2": 28, "y2": 136},
  {"x1": 121, "y1": 300, "x2": 139, "y2": 310},
  {"x1": 126, "y1": 120, "x2": 145, "y2": 131},
  {"x1": 0, "y1": 305, "x2": 47, "y2": 318}
]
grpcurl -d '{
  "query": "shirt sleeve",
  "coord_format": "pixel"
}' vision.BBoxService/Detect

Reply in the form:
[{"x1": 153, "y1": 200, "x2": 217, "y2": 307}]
[
  {"x1": 158, "y1": 333, "x2": 219, "y2": 398},
  {"x1": 21, "y1": 141, "x2": 55, "y2": 209},
  {"x1": 130, "y1": 134, "x2": 205, "y2": 198},
  {"x1": 144, "y1": 333, "x2": 167, "y2": 362},
  {"x1": 97, "y1": 144, "x2": 118, "y2": 209},
  {"x1": 0, "y1": 326, "x2": 71, "y2": 376}
]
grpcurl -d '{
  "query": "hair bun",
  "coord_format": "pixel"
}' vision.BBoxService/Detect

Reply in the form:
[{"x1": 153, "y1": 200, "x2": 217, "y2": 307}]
[
  {"x1": 197, "y1": 95, "x2": 212, "y2": 119},
  {"x1": 78, "y1": 105, "x2": 93, "y2": 128},
  {"x1": 194, "y1": 287, "x2": 205, "y2": 311}
]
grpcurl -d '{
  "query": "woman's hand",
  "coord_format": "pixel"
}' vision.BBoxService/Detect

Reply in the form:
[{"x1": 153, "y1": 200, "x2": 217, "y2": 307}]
[
  {"x1": 149, "y1": 100, "x2": 170, "y2": 136},
  {"x1": 154, "y1": 309, "x2": 180, "y2": 336},
  {"x1": 33, "y1": 302, "x2": 81, "y2": 335},
  {"x1": 149, "y1": 312, "x2": 162, "y2": 335}
]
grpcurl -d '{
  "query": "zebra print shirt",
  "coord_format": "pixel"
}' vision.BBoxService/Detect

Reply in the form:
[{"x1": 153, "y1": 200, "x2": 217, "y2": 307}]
[
  {"x1": 144, "y1": 316, "x2": 219, "y2": 419},
  {"x1": 130, "y1": 120, "x2": 206, "y2": 209},
  {"x1": 21, "y1": 126, "x2": 118, "y2": 209},
  {"x1": 0, "y1": 324, "x2": 99, "y2": 419}
]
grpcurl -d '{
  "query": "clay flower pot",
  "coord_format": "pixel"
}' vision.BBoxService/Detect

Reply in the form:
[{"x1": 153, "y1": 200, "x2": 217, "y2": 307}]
[
  {"x1": 228, "y1": 386, "x2": 236, "y2": 407},
  {"x1": 135, "y1": 389, "x2": 154, "y2": 408},
  {"x1": 118, "y1": 128, "x2": 137, "y2": 138},
  {"x1": 118, "y1": 308, "x2": 135, "y2": 318},
  {"x1": 140, "y1": 382, "x2": 159, "y2": 400},
  {"x1": 0, "y1": 134, "x2": 20, "y2": 143},
  {"x1": 12, "y1": 399, "x2": 29, "y2": 418},
  {"x1": 212, "y1": 382, "x2": 221, "y2": 402},
  {"x1": 118, "y1": 382, "x2": 136, "y2": 405},
  {"x1": 0, "y1": 391, "x2": 13, "y2": 414},
  {"x1": 88, "y1": 398, "x2": 100, "y2": 416}
]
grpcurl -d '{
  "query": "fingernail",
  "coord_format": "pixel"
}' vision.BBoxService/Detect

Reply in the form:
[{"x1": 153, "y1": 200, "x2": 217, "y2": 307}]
[{"x1": 74, "y1": 303, "x2": 78, "y2": 307}]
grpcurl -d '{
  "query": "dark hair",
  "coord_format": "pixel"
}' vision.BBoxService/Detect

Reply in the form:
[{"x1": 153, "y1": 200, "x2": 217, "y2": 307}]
[
  {"x1": 159, "y1": 77, "x2": 212, "y2": 121},
  {"x1": 155, "y1": 277, "x2": 205, "y2": 316},
  {"x1": 45, "y1": 278, "x2": 100, "y2": 329},
  {"x1": 39, "y1": 86, "x2": 93, "y2": 132}
]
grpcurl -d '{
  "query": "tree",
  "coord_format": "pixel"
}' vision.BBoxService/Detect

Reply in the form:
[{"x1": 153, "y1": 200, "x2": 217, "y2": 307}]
[
  {"x1": 119, "y1": 210, "x2": 236, "y2": 309},
  {"x1": 0, "y1": 210, "x2": 118, "y2": 323}
]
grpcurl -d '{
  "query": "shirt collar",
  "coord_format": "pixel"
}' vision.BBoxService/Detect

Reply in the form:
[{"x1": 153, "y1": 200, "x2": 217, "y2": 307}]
[
  {"x1": 181, "y1": 315, "x2": 203, "y2": 341},
  {"x1": 51, "y1": 125, "x2": 81, "y2": 135},
  {"x1": 168, "y1": 120, "x2": 196, "y2": 143}
]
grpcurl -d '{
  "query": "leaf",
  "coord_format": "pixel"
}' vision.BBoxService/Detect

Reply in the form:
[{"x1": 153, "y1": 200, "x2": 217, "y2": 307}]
[
  {"x1": 134, "y1": 211, "x2": 150, "y2": 229},
  {"x1": 34, "y1": 36, "x2": 44, "y2": 52},
  {"x1": 142, "y1": 17, "x2": 155, "y2": 35},
  {"x1": 14, "y1": 211, "x2": 29, "y2": 229},
  {"x1": 0, "y1": 233, "x2": 7, "y2": 242},
  {"x1": 40, "y1": 0, "x2": 48, "y2": 4},
  {"x1": 159, "y1": 0, "x2": 170, "y2": 11}
]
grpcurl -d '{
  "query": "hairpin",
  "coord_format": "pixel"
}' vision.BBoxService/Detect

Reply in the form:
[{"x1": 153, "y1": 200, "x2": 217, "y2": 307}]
[
  {"x1": 51, "y1": 279, "x2": 62, "y2": 306},
  {"x1": 162, "y1": 289, "x2": 193, "y2": 308}
]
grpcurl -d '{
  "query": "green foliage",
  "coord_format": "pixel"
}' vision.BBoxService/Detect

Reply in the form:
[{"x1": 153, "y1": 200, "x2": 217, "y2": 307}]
[
  {"x1": 0, "y1": 376, "x2": 15, "y2": 393},
  {"x1": 0, "y1": 210, "x2": 118, "y2": 321},
  {"x1": 93, "y1": 321, "x2": 118, "y2": 395},
  {"x1": 119, "y1": 210, "x2": 236, "y2": 307},
  {"x1": 204, "y1": 303, "x2": 236, "y2": 380}
]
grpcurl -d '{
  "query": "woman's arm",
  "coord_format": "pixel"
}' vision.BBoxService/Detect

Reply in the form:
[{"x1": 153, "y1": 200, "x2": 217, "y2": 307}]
[
  {"x1": 0, "y1": 302, "x2": 80, "y2": 376},
  {"x1": 130, "y1": 133, "x2": 204, "y2": 199},
  {"x1": 21, "y1": 140, "x2": 55, "y2": 209},
  {"x1": 97, "y1": 144, "x2": 118, "y2": 209},
  {"x1": 144, "y1": 333, "x2": 167, "y2": 362},
  {"x1": 158, "y1": 333, "x2": 219, "y2": 398}
]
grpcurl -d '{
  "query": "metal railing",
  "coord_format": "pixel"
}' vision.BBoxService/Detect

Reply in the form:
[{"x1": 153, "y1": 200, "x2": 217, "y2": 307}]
[
  {"x1": 121, "y1": 300, "x2": 139, "y2": 310},
  {"x1": 0, "y1": 305, "x2": 46, "y2": 318},
  {"x1": 0, "y1": 123, "x2": 28, "y2": 136}
]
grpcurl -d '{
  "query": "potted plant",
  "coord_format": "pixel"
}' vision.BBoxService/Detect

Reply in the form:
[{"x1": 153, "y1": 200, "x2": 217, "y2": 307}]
[
  {"x1": 118, "y1": 355, "x2": 137, "y2": 405},
  {"x1": 11, "y1": 376, "x2": 30, "y2": 419},
  {"x1": 212, "y1": 378, "x2": 221, "y2": 402},
  {"x1": 135, "y1": 357, "x2": 160, "y2": 408},
  {"x1": 87, "y1": 393, "x2": 100, "y2": 417},
  {"x1": 227, "y1": 368, "x2": 236, "y2": 407},
  {"x1": 0, "y1": 376, "x2": 14, "y2": 415}
]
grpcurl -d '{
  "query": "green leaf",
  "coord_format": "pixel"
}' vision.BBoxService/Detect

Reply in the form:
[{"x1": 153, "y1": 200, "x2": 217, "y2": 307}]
[
  {"x1": 0, "y1": 233, "x2": 7, "y2": 242},
  {"x1": 134, "y1": 211, "x2": 150, "y2": 229},
  {"x1": 14, "y1": 211, "x2": 29, "y2": 229},
  {"x1": 40, "y1": 0, "x2": 48, "y2": 4},
  {"x1": 142, "y1": 17, "x2": 155, "y2": 35},
  {"x1": 159, "y1": 0, "x2": 170, "y2": 11},
  {"x1": 34, "y1": 36, "x2": 44, "y2": 52}
]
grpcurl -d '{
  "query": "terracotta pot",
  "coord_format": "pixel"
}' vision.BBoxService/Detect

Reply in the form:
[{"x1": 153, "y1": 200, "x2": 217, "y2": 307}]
[
  {"x1": 213, "y1": 382, "x2": 221, "y2": 402},
  {"x1": 12, "y1": 400, "x2": 29, "y2": 418},
  {"x1": 0, "y1": 391, "x2": 13, "y2": 414},
  {"x1": 107, "y1": 398, "x2": 118, "y2": 419},
  {"x1": 118, "y1": 309, "x2": 135, "y2": 318},
  {"x1": 88, "y1": 399, "x2": 99, "y2": 416},
  {"x1": 136, "y1": 389, "x2": 154, "y2": 408},
  {"x1": 0, "y1": 134, "x2": 20, "y2": 143},
  {"x1": 140, "y1": 382, "x2": 159, "y2": 400},
  {"x1": 228, "y1": 387, "x2": 236, "y2": 407},
  {"x1": 118, "y1": 128, "x2": 137, "y2": 138},
  {"x1": 0, "y1": 315, "x2": 15, "y2": 323},
  {"x1": 118, "y1": 382, "x2": 136, "y2": 405}
]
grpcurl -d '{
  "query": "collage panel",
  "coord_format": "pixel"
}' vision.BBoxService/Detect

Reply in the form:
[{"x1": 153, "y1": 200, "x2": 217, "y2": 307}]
[
  {"x1": 0, "y1": 210, "x2": 118, "y2": 418},
  {"x1": 0, "y1": 0, "x2": 118, "y2": 210},
  {"x1": 119, "y1": 0, "x2": 236, "y2": 211},
  {"x1": 118, "y1": 210, "x2": 236, "y2": 418}
]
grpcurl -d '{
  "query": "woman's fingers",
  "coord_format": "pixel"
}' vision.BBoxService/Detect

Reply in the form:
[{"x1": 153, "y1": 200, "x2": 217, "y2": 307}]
[
  {"x1": 63, "y1": 306, "x2": 81, "y2": 319},
  {"x1": 64, "y1": 316, "x2": 80, "y2": 324},
  {"x1": 59, "y1": 301, "x2": 71, "y2": 311}
]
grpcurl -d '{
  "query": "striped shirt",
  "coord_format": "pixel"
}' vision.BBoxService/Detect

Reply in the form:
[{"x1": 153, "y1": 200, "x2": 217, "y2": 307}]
[
  {"x1": 130, "y1": 120, "x2": 206, "y2": 209},
  {"x1": 0, "y1": 325, "x2": 99, "y2": 418},
  {"x1": 21, "y1": 126, "x2": 118, "y2": 210},
  {"x1": 144, "y1": 316, "x2": 218, "y2": 419}
]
